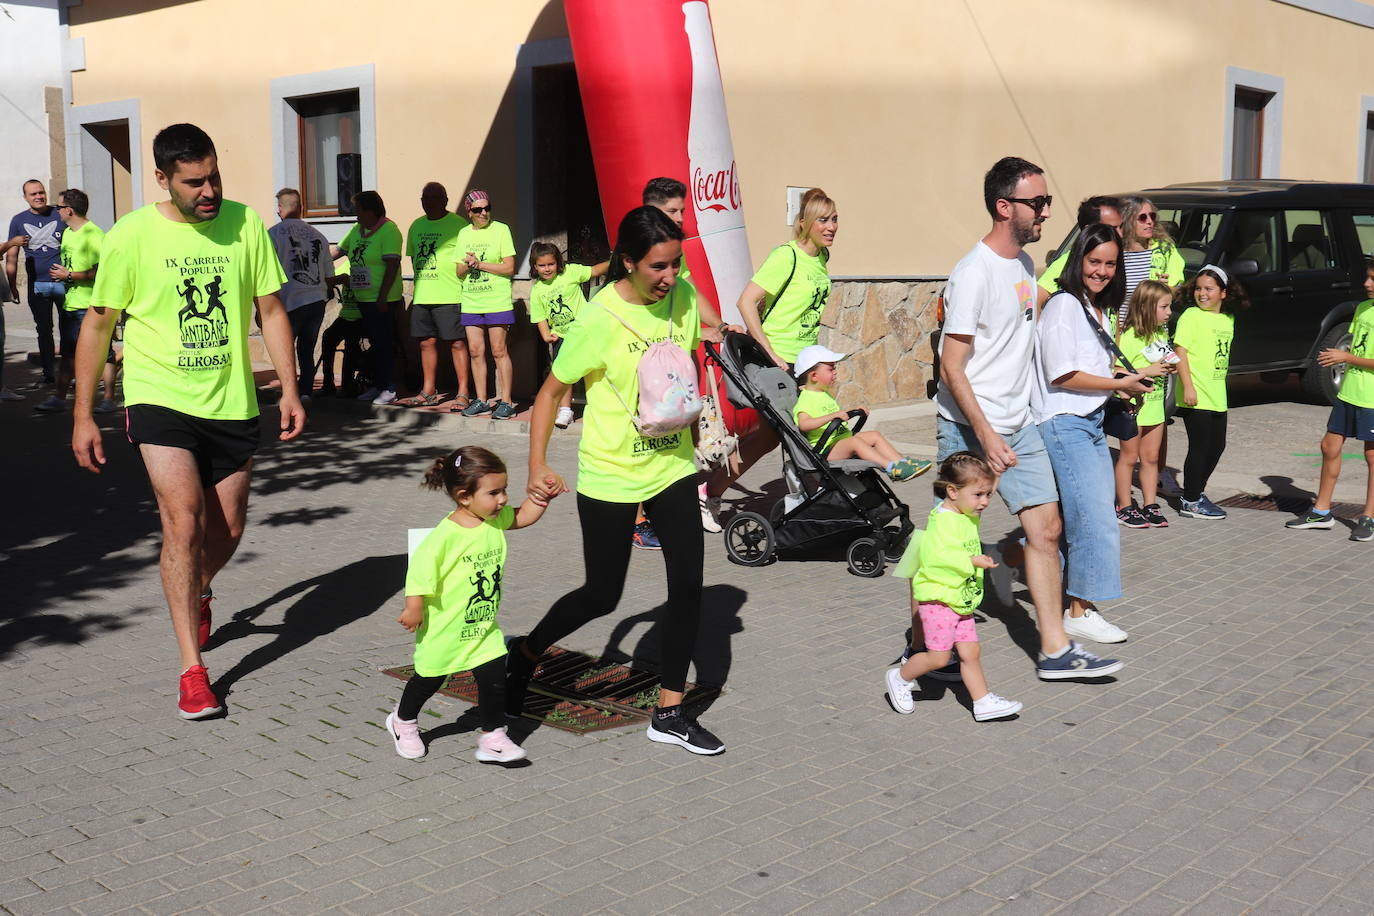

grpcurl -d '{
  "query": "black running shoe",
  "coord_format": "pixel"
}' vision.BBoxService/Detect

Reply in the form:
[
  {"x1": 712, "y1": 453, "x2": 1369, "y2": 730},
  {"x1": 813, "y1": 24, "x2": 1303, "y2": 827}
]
[{"x1": 646, "y1": 706, "x2": 724, "y2": 755}]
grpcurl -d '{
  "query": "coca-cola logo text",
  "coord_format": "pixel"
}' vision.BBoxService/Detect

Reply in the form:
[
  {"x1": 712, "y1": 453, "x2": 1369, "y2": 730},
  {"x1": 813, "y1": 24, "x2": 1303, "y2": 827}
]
[{"x1": 693, "y1": 162, "x2": 741, "y2": 213}]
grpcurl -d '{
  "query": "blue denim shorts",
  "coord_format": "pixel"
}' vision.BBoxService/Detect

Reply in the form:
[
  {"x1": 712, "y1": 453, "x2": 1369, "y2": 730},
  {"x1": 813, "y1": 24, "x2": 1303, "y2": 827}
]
[{"x1": 935, "y1": 416, "x2": 1059, "y2": 515}]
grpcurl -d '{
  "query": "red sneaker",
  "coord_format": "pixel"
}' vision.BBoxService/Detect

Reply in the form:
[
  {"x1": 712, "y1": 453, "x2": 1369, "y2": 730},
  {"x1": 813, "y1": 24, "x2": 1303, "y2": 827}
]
[
  {"x1": 178, "y1": 665, "x2": 223, "y2": 719},
  {"x1": 198, "y1": 593, "x2": 213, "y2": 649}
]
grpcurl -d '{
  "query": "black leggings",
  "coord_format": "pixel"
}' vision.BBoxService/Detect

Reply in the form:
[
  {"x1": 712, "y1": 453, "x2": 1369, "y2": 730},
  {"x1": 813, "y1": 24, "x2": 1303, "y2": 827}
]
[
  {"x1": 526, "y1": 475, "x2": 703, "y2": 693},
  {"x1": 398, "y1": 655, "x2": 505, "y2": 731},
  {"x1": 1179, "y1": 408, "x2": 1228, "y2": 501}
]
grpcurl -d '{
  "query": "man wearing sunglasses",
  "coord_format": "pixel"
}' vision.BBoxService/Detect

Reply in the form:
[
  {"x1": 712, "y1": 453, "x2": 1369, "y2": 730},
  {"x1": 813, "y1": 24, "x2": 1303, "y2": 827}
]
[{"x1": 930, "y1": 156, "x2": 1124, "y2": 683}]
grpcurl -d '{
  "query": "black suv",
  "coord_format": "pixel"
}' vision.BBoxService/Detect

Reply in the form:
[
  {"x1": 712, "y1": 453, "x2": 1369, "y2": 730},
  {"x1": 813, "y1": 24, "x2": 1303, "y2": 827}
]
[{"x1": 1046, "y1": 180, "x2": 1374, "y2": 404}]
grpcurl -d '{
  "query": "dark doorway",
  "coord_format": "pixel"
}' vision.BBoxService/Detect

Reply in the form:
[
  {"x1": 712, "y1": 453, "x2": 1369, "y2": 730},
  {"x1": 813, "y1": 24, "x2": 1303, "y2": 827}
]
[{"x1": 531, "y1": 63, "x2": 609, "y2": 264}]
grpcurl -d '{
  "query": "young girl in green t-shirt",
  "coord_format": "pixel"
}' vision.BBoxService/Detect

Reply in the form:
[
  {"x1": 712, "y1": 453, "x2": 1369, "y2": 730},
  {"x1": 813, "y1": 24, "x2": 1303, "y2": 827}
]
[
  {"x1": 386, "y1": 445, "x2": 554, "y2": 765},
  {"x1": 1173, "y1": 265, "x2": 1251, "y2": 519},
  {"x1": 1113, "y1": 280, "x2": 1179, "y2": 528},
  {"x1": 885, "y1": 453, "x2": 1022, "y2": 722},
  {"x1": 528, "y1": 241, "x2": 608, "y2": 430}
]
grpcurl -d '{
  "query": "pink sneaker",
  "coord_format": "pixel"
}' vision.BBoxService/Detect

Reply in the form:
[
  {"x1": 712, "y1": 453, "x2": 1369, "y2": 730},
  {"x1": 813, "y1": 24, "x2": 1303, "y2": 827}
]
[
  {"x1": 475, "y1": 726, "x2": 527, "y2": 764},
  {"x1": 385, "y1": 711, "x2": 426, "y2": 759}
]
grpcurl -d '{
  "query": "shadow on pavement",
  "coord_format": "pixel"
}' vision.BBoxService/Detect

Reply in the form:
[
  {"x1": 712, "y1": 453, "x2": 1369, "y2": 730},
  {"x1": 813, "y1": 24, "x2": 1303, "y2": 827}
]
[
  {"x1": 598, "y1": 583, "x2": 746, "y2": 696},
  {"x1": 0, "y1": 397, "x2": 162, "y2": 659},
  {"x1": 209, "y1": 553, "x2": 405, "y2": 697}
]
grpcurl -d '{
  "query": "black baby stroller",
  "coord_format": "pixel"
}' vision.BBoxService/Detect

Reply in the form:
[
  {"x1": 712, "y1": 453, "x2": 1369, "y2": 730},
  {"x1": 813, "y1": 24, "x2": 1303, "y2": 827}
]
[{"x1": 703, "y1": 333, "x2": 914, "y2": 577}]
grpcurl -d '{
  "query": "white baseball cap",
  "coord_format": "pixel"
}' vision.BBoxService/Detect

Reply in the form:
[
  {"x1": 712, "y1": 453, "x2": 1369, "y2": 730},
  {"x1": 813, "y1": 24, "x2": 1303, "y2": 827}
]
[{"x1": 793, "y1": 345, "x2": 849, "y2": 378}]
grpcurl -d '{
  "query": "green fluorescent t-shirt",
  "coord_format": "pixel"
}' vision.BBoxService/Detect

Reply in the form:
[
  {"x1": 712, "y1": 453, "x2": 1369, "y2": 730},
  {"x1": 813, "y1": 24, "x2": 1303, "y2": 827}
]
[
  {"x1": 89, "y1": 200, "x2": 285, "y2": 420},
  {"x1": 1340, "y1": 300, "x2": 1374, "y2": 409},
  {"x1": 334, "y1": 256, "x2": 361, "y2": 320},
  {"x1": 1173, "y1": 307, "x2": 1234, "y2": 412},
  {"x1": 1117, "y1": 327, "x2": 1168, "y2": 427},
  {"x1": 457, "y1": 221, "x2": 516, "y2": 314},
  {"x1": 528, "y1": 263, "x2": 593, "y2": 337},
  {"x1": 405, "y1": 507, "x2": 515, "y2": 677},
  {"x1": 910, "y1": 506, "x2": 984, "y2": 614},
  {"x1": 553, "y1": 280, "x2": 701, "y2": 502},
  {"x1": 792, "y1": 387, "x2": 852, "y2": 448},
  {"x1": 753, "y1": 242, "x2": 831, "y2": 363},
  {"x1": 60, "y1": 220, "x2": 105, "y2": 311},
  {"x1": 339, "y1": 219, "x2": 403, "y2": 303},
  {"x1": 406, "y1": 213, "x2": 468, "y2": 305}
]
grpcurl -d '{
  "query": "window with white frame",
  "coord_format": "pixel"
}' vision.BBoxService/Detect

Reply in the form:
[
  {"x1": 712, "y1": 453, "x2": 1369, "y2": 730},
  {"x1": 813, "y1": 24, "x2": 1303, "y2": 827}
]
[
  {"x1": 290, "y1": 91, "x2": 360, "y2": 217},
  {"x1": 1224, "y1": 67, "x2": 1283, "y2": 180}
]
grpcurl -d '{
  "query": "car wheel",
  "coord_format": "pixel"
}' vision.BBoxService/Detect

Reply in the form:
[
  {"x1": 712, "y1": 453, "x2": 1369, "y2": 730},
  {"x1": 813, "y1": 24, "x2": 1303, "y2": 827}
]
[{"x1": 1301, "y1": 321, "x2": 1352, "y2": 405}]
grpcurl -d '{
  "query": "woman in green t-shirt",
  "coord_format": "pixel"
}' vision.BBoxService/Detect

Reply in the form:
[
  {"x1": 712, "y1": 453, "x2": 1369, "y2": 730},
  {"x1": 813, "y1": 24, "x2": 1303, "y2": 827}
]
[
  {"x1": 737, "y1": 187, "x2": 837, "y2": 370},
  {"x1": 511, "y1": 206, "x2": 724, "y2": 757},
  {"x1": 456, "y1": 190, "x2": 518, "y2": 420}
]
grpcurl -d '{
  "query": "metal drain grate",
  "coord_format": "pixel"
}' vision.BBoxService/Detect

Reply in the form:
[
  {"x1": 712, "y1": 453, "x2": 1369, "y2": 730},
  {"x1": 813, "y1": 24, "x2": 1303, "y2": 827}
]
[
  {"x1": 1213, "y1": 493, "x2": 1365, "y2": 517},
  {"x1": 383, "y1": 646, "x2": 721, "y2": 735}
]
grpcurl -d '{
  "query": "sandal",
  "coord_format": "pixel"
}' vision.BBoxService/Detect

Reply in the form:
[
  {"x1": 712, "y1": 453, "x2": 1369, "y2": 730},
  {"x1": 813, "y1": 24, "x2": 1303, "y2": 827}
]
[
  {"x1": 448, "y1": 395, "x2": 472, "y2": 413},
  {"x1": 395, "y1": 394, "x2": 430, "y2": 407},
  {"x1": 418, "y1": 392, "x2": 445, "y2": 407}
]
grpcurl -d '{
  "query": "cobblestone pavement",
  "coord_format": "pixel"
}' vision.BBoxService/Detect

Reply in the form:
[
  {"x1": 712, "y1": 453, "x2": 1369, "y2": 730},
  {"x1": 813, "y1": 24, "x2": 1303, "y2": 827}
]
[{"x1": 2, "y1": 319, "x2": 1373, "y2": 915}]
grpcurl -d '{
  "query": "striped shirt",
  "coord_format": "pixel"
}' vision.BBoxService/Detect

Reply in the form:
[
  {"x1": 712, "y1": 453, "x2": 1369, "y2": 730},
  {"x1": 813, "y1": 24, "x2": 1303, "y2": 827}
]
[{"x1": 1119, "y1": 247, "x2": 1154, "y2": 328}]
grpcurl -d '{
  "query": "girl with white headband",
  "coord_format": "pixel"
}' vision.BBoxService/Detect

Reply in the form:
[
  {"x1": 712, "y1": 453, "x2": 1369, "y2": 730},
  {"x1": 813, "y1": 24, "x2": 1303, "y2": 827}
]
[{"x1": 1173, "y1": 264, "x2": 1251, "y2": 519}]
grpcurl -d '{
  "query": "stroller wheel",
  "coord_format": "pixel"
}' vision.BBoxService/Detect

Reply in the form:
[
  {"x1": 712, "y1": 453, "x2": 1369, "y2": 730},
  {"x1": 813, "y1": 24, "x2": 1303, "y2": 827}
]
[
  {"x1": 847, "y1": 537, "x2": 885, "y2": 578},
  {"x1": 880, "y1": 526, "x2": 910, "y2": 562},
  {"x1": 724, "y1": 512, "x2": 776, "y2": 567}
]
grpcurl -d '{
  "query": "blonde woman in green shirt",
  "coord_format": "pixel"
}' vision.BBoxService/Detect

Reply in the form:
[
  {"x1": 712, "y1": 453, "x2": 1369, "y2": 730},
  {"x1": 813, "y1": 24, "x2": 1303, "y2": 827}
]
[{"x1": 737, "y1": 187, "x2": 836, "y2": 370}]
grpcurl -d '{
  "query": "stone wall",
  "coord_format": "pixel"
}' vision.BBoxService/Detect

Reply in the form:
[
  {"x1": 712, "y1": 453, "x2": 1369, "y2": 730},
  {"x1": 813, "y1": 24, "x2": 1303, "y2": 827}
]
[{"x1": 818, "y1": 278, "x2": 946, "y2": 409}]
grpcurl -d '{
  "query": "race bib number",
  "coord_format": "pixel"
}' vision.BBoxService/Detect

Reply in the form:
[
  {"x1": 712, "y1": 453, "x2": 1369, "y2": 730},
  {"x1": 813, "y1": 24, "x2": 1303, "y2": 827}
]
[{"x1": 350, "y1": 263, "x2": 372, "y2": 291}]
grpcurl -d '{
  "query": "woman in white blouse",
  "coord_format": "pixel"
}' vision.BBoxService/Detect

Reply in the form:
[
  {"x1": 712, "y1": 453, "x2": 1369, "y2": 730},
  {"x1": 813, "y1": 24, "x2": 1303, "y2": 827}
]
[{"x1": 1033, "y1": 223, "x2": 1166, "y2": 646}]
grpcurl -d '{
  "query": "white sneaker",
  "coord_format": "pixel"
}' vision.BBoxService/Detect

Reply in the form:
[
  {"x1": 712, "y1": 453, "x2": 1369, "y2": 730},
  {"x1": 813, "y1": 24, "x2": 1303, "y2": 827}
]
[
  {"x1": 698, "y1": 483, "x2": 723, "y2": 534},
  {"x1": 972, "y1": 693, "x2": 1023, "y2": 721},
  {"x1": 93, "y1": 398, "x2": 118, "y2": 414},
  {"x1": 1062, "y1": 608, "x2": 1128, "y2": 644},
  {"x1": 384, "y1": 711, "x2": 426, "y2": 759},
  {"x1": 0, "y1": 388, "x2": 24, "y2": 402},
  {"x1": 474, "y1": 726, "x2": 527, "y2": 764},
  {"x1": 356, "y1": 386, "x2": 381, "y2": 401},
  {"x1": 885, "y1": 667, "x2": 915, "y2": 714},
  {"x1": 372, "y1": 388, "x2": 398, "y2": 405},
  {"x1": 555, "y1": 406, "x2": 574, "y2": 429}
]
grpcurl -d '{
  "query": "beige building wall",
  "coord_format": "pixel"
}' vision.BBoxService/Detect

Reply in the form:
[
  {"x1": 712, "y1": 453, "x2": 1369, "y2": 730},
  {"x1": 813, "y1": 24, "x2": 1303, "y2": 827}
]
[{"x1": 68, "y1": 0, "x2": 1374, "y2": 279}]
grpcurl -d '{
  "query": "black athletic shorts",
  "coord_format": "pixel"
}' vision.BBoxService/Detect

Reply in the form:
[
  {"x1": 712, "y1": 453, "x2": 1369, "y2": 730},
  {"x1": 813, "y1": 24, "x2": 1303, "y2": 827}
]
[{"x1": 126, "y1": 404, "x2": 260, "y2": 487}]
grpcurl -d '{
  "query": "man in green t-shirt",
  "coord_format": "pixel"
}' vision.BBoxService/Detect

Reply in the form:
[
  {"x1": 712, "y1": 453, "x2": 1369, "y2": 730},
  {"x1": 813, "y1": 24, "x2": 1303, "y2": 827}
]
[
  {"x1": 70, "y1": 123, "x2": 306, "y2": 721},
  {"x1": 400, "y1": 182, "x2": 470, "y2": 407},
  {"x1": 36, "y1": 188, "x2": 105, "y2": 413}
]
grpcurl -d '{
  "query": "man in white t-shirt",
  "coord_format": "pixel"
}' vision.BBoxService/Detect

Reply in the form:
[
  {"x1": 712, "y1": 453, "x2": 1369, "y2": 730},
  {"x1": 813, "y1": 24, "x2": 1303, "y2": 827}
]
[
  {"x1": 931, "y1": 156, "x2": 1123, "y2": 681},
  {"x1": 268, "y1": 188, "x2": 335, "y2": 399}
]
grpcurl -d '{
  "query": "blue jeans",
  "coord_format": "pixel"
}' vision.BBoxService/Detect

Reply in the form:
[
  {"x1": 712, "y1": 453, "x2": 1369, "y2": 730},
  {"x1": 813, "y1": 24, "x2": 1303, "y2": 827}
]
[
  {"x1": 1038, "y1": 408, "x2": 1121, "y2": 602},
  {"x1": 30, "y1": 280, "x2": 65, "y2": 378},
  {"x1": 287, "y1": 301, "x2": 326, "y2": 394}
]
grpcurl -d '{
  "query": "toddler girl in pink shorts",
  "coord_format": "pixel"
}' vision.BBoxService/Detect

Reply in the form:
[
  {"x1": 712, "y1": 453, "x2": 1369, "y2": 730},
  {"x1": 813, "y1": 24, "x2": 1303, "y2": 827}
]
[{"x1": 885, "y1": 452, "x2": 1022, "y2": 722}]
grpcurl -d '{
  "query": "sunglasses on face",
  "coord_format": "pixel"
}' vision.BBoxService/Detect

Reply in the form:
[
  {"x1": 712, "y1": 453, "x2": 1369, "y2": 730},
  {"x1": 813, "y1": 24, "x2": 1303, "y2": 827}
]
[
  {"x1": 469, "y1": 206, "x2": 490, "y2": 214},
  {"x1": 1005, "y1": 195, "x2": 1052, "y2": 214},
  {"x1": 1136, "y1": 212, "x2": 1158, "y2": 223}
]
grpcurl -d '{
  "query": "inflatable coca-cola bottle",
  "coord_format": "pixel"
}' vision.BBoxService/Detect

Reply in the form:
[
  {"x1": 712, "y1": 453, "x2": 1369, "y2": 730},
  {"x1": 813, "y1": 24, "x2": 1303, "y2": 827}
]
[{"x1": 566, "y1": 0, "x2": 752, "y2": 323}]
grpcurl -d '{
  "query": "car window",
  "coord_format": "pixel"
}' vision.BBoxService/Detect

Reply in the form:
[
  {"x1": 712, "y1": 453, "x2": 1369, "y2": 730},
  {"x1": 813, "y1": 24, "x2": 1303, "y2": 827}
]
[
  {"x1": 1284, "y1": 209, "x2": 1340, "y2": 271},
  {"x1": 1353, "y1": 213, "x2": 1374, "y2": 260},
  {"x1": 1223, "y1": 210, "x2": 1280, "y2": 274},
  {"x1": 1155, "y1": 207, "x2": 1225, "y2": 271}
]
